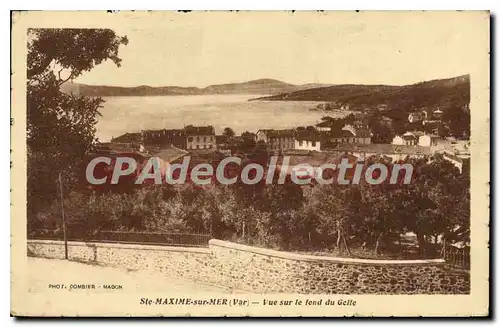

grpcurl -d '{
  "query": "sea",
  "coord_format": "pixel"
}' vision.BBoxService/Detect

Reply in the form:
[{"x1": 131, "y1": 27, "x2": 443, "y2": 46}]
[{"x1": 96, "y1": 94, "x2": 349, "y2": 142}]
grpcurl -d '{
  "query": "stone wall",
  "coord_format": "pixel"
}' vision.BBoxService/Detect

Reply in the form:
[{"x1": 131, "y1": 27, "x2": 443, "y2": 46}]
[
  {"x1": 27, "y1": 240, "x2": 213, "y2": 283},
  {"x1": 27, "y1": 239, "x2": 469, "y2": 294},
  {"x1": 208, "y1": 240, "x2": 470, "y2": 294}
]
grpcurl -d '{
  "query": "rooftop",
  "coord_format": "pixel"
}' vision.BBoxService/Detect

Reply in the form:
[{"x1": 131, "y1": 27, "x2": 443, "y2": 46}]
[
  {"x1": 404, "y1": 131, "x2": 425, "y2": 137},
  {"x1": 95, "y1": 142, "x2": 141, "y2": 154},
  {"x1": 258, "y1": 129, "x2": 296, "y2": 138},
  {"x1": 330, "y1": 129, "x2": 356, "y2": 138},
  {"x1": 295, "y1": 129, "x2": 321, "y2": 141},
  {"x1": 110, "y1": 132, "x2": 142, "y2": 143},
  {"x1": 328, "y1": 143, "x2": 432, "y2": 156},
  {"x1": 152, "y1": 146, "x2": 189, "y2": 163},
  {"x1": 142, "y1": 128, "x2": 184, "y2": 135},
  {"x1": 316, "y1": 121, "x2": 332, "y2": 128},
  {"x1": 184, "y1": 125, "x2": 215, "y2": 136},
  {"x1": 402, "y1": 135, "x2": 417, "y2": 141}
]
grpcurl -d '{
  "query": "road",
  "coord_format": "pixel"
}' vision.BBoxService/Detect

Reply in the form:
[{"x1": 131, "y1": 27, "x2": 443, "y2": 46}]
[{"x1": 25, "y1": 257, "x2": 231, "y2": 294}]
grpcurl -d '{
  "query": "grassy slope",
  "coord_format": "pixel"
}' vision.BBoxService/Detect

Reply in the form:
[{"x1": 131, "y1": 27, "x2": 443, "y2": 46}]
[{"x1": 253, "y1": 75, "x2": 470, "y2": 111}]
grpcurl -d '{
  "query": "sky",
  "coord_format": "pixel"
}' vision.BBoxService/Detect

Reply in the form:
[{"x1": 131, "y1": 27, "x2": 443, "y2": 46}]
[{"x1": 73, "y1": 11, "x2": 487, "y2": 87}]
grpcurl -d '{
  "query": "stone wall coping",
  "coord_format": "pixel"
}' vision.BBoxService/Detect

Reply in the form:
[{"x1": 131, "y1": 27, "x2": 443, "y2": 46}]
[
  {"x1": 28, "y1": 239, "x2": 211, "y2": 254},
  {"x1": 209, "y1": 239, "x2": 446, "y2": 265}
]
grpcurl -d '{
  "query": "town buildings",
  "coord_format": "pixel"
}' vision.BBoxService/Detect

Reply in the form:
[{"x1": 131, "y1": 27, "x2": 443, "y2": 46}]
[
  {"x1": 326, "y1": 125, "x2": 372, "y2": 145},
  {"x1": 330, "y1": 143, "x2": 432, "y2": 162},
  {"x1": 110, "y1": 125, "x2": 217, "y2": 152},
  {"x1": 141, "y1": 128, "x2": 185, "y2": 149},
  {"x1": 392, "y1": 131, "x2": 440, "y2": 147}
]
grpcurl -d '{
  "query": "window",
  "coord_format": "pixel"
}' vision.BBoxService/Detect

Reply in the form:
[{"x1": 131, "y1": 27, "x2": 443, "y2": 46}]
[
  {"x1": 203, "y1": 144, "x2": 206, "y2": 149},
  {"x1": 312, "y1": 141, "x2": 316, "y2": 147},
  {"x1": 299, "y1": 140, "x2": 303, "y2": 146},
  {"x1": 196, "y1": 145, "x2": 200, "y2": 149},
  {"x1": 188, "y1": 137, "x2": 193, "y2": 142},
  {"x1": 196, "y1": 136, "x2": 200, "y2": 142},
  {"x1": 209, "y1": 144, "x2": 213, "y2": 149},
  {"x1": 204, "y1": 136, "x2": 207, "y2": 142}
]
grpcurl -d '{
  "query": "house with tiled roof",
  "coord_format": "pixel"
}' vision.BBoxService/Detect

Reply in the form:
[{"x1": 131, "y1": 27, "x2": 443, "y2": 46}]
[
  {"x1": 256, "y1": 129, "x2": 296, "y2": 151},
  {"x1": 295, "y1": 129, "x2": 321, "y2": 152},
  {"x1": 329, "y1": 129, "x2": 357, "y2": 144},
  {"x1": 141, "y1": 128, "x2": 185, "y2": 149},
  {"x1": 184, "y1": 125, "x2": 216, "y2": 151},
  {"x1": 392, "y1": 134, "x2": 418, "y2": 146}
]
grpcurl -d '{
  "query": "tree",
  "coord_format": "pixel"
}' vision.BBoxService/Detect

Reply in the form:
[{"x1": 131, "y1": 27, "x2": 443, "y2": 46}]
[
  {"x1": 442, "y1": 105, "x2": 470, "y2": 139},
  {"x1": 27, "y1": 28, "x2": 128, "y2": 224},
  {"x1": 223, "y1": 127, "x2": 235, "y2": 138},
  {"x1": 437, "y1": 124, "x2": 450, "y2": 138},
  {"x1": 240, "y1": 131, "x2": 256, "y2": 153}
]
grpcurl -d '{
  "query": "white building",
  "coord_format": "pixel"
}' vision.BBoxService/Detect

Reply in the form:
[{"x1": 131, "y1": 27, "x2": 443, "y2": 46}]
[
  {"x1": 392, "y1": 134, "x2": 418, "y2": 146},
  {"x1": 418, "y1": 134, "x2": 440, "y2": 147},
  {"x1": 294, "y1": 139, "x2": 321, "y2": 152},
  {"x1": 294, "y1": 129, "x2": 321, "y2": 152}
]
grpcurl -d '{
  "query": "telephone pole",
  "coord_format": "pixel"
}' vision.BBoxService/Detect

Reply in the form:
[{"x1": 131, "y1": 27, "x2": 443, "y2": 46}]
[{"x1": 58, "y1": 172, "x2": 68, "y2": 259}]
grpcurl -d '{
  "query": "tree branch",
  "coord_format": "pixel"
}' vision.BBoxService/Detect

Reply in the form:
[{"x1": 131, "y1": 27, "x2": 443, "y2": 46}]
[{"x1": 57, "y1": 72, "x2": 75, "y2": 87}]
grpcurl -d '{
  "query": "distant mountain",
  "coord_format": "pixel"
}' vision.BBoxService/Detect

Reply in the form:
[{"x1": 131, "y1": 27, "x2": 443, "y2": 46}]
[
  {"x1": 60, "y1": 78, "x2": 332, "y2": 97},
  {"x1": 202, "y1": 78, "x2": 294, "y2": 94},
  {"x1": 252, "y1": 75, "x2": 470, "y2": 111}
]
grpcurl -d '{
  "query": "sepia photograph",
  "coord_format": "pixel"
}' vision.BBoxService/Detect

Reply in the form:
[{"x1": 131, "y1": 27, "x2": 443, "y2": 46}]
[{"x1": 10, "y1": 11, "x2": 490, "y2": 317}]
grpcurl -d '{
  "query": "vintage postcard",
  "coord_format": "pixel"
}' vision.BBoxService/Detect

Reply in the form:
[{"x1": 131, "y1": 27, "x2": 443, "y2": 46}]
[{"x1": 11, "y1": 11, "x2": 490, "y2": 317}]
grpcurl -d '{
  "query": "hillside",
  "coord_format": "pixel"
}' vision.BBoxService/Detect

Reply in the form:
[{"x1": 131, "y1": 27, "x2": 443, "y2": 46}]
[
  {"x1": 252, "y1": 75, "x2": 470, "y2": 111},
  {"x1": 61, "y1": 79, "x2": 332, "y2": 97}
]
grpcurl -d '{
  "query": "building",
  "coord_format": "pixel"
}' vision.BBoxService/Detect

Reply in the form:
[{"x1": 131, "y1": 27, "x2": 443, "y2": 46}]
[
  {"x1": 341, "y1": 124, "x2": 357, "y2": 136},
  {"x1": 141, "y1": 128, "x2": 185, "y2": 149},
  {"x1": 392, "y1": 131, "x2": 426, "y2": 146},
  {"x1": 94, "y1": 142, "x2": 144, "y2": 155},
  {"x1": 185, "y1": 125, "x2": 216, "y2": 150},
  {"x1": 441, "y1": 152, "x2": 464, "y2": 173},
  {"x1": 433, "y1": 109, "x2": 443, "y2": 119},
  {"x1": 418, "y1": 134, "x2": 440, "y2": 147},
  {"x1": 392, "y1": 134, "x2": 418, "y2": 146},
  {"x1": 111, "y1": 132, "x2": 142, "y2": 144},
  {"x1": 256, "y1": 129, "x2": 296, "y2": 151},
  {"x1": 295, "y1": 129, "x2": 321, "y2": 152},
  {"x1": 355, "y1": 128, "x2": 372, "y2": 145},
  {"x1": 432, "y1": 138, "x2": 470, "y2": 160},
  {"x1": 147, "y1": 146, "x2": 190, "y2": 182},
  {"x1": 329, "y1": 143, "x2": 432, "y2": 162},
  {"x1": 329, "y1": 129, "x2": 357, "y2": 144},
  {"x1": 408, "y1": 112, "x2": 424, "y2": 124},
  {"x1": 274, "y1": 152, "x2": 359, "y2": 183},
  {"x1": 315, "y1": 120, "x2": 333, "y2": 132}
]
